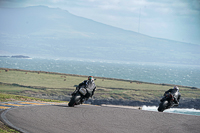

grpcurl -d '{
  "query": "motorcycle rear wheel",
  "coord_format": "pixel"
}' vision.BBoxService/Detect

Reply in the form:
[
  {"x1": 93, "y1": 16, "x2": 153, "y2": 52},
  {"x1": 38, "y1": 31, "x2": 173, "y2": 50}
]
[{"x1": 158, "y1": 100, "x2": 168, "y2": 112}]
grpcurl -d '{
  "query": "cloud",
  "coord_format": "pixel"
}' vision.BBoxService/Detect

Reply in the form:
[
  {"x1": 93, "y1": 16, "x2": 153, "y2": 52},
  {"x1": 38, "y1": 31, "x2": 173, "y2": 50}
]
[
  {"x1": 0, "y1": 0, "x2": 199, "y2": 44},
  {"x1": 0, "y1": 0, "x2": 198, "y2": 17}
]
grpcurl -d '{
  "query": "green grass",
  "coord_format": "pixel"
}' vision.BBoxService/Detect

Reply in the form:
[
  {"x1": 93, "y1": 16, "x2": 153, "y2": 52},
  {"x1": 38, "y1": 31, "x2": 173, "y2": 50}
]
[
  {"x1": 0, "y1": 69, "x2": 84, "y2": 89},
  {"x1": 0, "y1": 128, "x2": 19, "y2": 133},
  {"x1": 0, "y1": 92, "x2": 63, "y2": 102},
  {"x1": 0, "y1": 68, "x2": 200, "y2": 102}
]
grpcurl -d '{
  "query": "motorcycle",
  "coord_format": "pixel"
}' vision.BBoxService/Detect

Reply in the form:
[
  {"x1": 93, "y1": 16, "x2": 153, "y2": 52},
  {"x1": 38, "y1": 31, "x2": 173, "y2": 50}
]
[
  {"x1": 158, "y1": 93, "x2": 176, "y2": 112},
  {"x1": 68, "y1": 85, "x2": 89, "y2": 107}
]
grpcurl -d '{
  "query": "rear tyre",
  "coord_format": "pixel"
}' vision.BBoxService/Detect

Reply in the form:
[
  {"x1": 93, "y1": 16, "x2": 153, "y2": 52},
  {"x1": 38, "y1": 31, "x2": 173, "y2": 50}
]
[{"x1": 158, "y1": 101, "x2": 168, "y2": 112}]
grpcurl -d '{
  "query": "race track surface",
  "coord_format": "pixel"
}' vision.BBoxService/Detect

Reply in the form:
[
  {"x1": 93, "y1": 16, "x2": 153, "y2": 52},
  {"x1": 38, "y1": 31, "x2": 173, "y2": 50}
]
[{"x1": 1, "y1": 104, "x2": 200, "y2": 133}]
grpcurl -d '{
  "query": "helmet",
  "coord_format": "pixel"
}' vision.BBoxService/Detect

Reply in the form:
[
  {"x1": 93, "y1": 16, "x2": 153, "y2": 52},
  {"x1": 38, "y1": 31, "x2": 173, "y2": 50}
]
[
  {"x1": 173, "y1": 86, "x2": 179, "y2": 91},
  {"x1": 88, "y1": 76, "x2": 94, "y2": 81}
]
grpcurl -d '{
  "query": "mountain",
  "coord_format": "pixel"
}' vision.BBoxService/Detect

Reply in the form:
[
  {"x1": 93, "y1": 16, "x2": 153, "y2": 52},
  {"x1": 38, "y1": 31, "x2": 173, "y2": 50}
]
[{"x1": 0, "y1": 6, "x2": 199, "y2": 65}]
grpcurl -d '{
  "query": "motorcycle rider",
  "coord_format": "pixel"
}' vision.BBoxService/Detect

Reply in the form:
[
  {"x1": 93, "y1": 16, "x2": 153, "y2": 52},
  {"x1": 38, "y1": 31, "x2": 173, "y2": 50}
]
[
  {"x1": 71, "y1": 76, "x2": 96, "y2": 102},
  {"x1": 164, "y1": 86, "x2": 181, "y2": 106}
]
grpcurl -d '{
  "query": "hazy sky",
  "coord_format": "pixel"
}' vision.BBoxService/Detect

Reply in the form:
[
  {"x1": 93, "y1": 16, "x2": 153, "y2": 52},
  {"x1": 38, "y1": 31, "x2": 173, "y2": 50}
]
[{"x1": 0, "y1": 0, "x2": 200, "y2": 45}]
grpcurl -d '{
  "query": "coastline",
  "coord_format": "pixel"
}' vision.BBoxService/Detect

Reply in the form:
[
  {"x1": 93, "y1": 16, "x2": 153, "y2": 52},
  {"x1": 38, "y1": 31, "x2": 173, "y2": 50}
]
[{"x1": 0, "y1": 67, "x2": 200, "y2": 109}]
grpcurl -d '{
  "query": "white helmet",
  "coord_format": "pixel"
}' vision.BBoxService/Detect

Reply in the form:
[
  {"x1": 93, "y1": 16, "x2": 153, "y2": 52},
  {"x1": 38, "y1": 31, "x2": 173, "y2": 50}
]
[{"x1": 174, "y1": 86, "x2": 179, "y2": 91}]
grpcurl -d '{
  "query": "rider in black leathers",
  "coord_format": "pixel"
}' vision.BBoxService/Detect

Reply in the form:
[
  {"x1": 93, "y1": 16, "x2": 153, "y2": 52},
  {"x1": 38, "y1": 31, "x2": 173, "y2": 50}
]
[
  {"x1": 72, "y1": 76, "x2": 96, "y2": 101},
  {"x1": 164, "y1": 86, "x2": 181, "y2": 106}
]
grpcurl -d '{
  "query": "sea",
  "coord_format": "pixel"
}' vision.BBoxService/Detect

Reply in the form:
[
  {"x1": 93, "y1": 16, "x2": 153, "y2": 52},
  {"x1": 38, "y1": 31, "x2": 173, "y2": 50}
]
[
  {"x1": 0, "y1": 57, "x2": 200, "y2": 116},
  {"x1": 142, "y1": 106, "x2": 200, "y2": 116}
]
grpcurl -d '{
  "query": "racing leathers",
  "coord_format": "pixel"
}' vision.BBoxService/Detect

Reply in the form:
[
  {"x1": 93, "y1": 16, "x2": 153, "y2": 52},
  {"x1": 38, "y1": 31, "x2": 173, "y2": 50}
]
[
  {"x1": 72, "y1": 79, "x2": 96, "y2": 99},
  {"x1": 164, "y1": 88, "x2": 181, "y2": 106}
]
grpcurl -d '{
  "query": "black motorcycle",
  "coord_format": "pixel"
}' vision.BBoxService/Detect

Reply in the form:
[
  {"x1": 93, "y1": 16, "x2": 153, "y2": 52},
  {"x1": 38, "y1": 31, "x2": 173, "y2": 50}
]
[
  {"x1": 158, "y1": 93, "x2": 175, "y2": 112},
  {"x1": 68, "y1": 85, "x2": 89, "y2": 107}
]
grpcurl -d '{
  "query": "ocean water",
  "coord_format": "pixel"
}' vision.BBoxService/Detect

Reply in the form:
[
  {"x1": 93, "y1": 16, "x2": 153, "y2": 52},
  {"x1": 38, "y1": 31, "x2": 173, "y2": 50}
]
[
  {"x1": 142, "y1": 106, "x2": 200, "y2": 116},
  {"x1": 0, "y1": 57, "x2": 200, "y2": 116},
  {"x1": 0, "y1": 57, "x2": 200, "y2": 88}
]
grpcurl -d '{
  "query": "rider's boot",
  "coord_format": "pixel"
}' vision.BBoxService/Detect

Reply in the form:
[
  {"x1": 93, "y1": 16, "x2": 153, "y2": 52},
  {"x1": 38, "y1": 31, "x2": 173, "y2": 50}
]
[{"x1": 173, "y1": 98, "x2": 179, "y2": 106}]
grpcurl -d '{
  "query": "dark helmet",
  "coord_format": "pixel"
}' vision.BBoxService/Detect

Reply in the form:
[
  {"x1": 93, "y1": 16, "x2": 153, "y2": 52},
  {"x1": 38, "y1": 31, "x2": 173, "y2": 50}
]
[
  {"x1": 173, "y1": 86, "x2": 179, "y2": 91},
  {"x1": 88, "y1": 76, "x2": 94, "y2": 81}
]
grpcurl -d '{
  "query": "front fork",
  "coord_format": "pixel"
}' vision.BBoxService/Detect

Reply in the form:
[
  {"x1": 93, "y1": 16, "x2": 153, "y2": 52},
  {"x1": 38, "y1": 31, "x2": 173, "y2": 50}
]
[{"x1": 71, "y1": 86, "x2": 79, "y2": 95}]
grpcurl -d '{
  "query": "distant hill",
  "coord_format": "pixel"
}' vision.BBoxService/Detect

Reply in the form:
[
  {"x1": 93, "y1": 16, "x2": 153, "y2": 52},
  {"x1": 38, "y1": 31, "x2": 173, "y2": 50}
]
[{"x1": 0, "y1": 6, "x2": 199, "y2": 65}]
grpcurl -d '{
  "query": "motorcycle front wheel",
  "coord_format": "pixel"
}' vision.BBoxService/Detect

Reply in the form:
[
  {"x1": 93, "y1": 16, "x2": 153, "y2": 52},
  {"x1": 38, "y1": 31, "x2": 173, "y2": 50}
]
[
  {"x1": 68, "y1": 93, "x2": 82, "y2": 107},
  {"x1": 158, "y1": 100, "x2": 168, "y2": 112}
]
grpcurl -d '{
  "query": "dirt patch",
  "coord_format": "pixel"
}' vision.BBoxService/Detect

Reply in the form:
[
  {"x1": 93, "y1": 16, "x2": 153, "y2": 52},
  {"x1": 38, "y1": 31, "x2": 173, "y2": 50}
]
[
  {"x1": 0, "y1": 119, "x2": 19, "y2": 132},
  {"x1": 4, "y1": 98, "x2": 17, "y2": 102},
  {"x1": 0, "y1": 121, "x2": 6, "y2": 130},
  {"x1": 20, "y1": 90, "x2": 38, "y2": 94}
]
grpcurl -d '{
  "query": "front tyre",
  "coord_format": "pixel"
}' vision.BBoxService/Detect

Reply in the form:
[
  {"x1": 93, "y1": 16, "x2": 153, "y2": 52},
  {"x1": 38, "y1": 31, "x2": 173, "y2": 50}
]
[
  {"x1": 68, "y1": 94, "x2": 81, "y2": 107},
  {"x1": 158, "y1": 100, "x2": 168, "y2": 112}
]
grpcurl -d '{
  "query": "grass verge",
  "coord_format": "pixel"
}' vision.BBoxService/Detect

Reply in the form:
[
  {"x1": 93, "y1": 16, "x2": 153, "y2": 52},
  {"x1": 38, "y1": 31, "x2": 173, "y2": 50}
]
[{"x1": 0, "y1": 68, "x2": 200, "y2": 102}]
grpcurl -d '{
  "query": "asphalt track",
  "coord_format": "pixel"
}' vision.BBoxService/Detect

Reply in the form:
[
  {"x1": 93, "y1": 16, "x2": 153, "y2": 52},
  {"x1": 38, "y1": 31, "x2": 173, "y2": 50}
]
[{"x1": 1, "y1": 104, "x2": 200, "y2": 133}]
